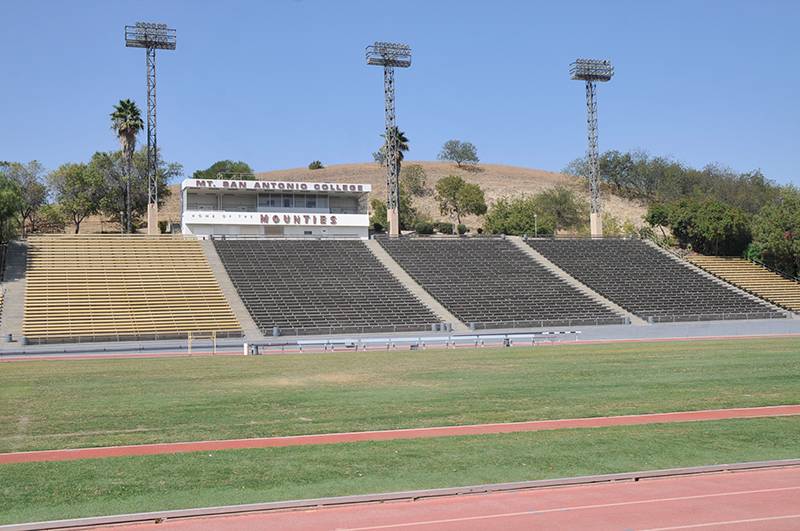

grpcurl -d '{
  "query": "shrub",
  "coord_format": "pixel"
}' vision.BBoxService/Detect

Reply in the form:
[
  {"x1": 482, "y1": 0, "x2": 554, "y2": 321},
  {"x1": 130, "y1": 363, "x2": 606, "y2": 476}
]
[
  {"x1": 434, "y1": 221, "x2": 454, "y2": 234},
  {"x1": 158, "y1": 220, "x2": 168, "y2": 234},
  {"x1": 414, "y1": 221, "x2": 434, "y2": 235},
  {"x1": 372, "y1": 222, "x2": 384, "y2": 233},
  {"x1": 457, "y1": 224, "x2": 467, "y2": 235},
  {"x1": 308, "y1": 160, "x2": 324, "y2": 170}
]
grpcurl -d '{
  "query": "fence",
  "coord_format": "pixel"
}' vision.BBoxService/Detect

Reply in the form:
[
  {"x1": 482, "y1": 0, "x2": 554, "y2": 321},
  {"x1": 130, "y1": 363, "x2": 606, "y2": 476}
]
[{"x1": 243, "y1": 330, "x2": 582, "y2": 355}]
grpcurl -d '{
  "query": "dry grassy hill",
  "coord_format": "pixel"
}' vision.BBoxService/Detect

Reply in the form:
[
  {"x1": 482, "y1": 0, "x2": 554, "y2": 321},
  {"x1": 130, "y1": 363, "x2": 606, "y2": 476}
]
[
  {"x1": 83, "y1": 161, "x2": 646, "y2": 233},
  {"x1": 253, "y1": 161, "x2": 646, "y2": 230}
]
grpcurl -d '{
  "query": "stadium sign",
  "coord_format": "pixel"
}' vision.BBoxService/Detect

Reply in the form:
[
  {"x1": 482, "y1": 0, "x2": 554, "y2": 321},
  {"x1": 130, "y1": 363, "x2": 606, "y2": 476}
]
[
  {"x1": 183, "y1": 211, "x2": 367, "y2": 227},
  {"x1": 183, "y1": 178, "x2": 372, "y2": 193}
]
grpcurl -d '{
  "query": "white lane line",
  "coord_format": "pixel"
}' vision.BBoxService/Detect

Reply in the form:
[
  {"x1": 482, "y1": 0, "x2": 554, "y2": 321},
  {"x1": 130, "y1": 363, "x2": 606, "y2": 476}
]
[
  {"x1": 335, "y1": 486, "x2": 800, "y2": 530},
  {"x1": 641, "y1": 513, "x2": 800, "y2": 530}
]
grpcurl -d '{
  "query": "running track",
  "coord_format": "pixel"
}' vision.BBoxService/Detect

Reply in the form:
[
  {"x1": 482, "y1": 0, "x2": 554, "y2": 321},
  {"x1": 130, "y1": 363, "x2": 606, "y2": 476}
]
[
  {"x1": 100, "y1": 465, "x2": 800, "y2": 530},
  {"x1": 2, "y1": 404, "x2": 799, "y2": 465}
]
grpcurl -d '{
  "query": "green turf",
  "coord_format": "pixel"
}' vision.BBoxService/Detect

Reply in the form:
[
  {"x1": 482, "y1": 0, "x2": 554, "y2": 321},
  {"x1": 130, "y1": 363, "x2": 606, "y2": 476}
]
[
  {"x1": 1, "y1": 416, "x2": 798, "y2": 525},
  {"x1": 1, "y1": 338, "x2": 798, "y2": 452}
]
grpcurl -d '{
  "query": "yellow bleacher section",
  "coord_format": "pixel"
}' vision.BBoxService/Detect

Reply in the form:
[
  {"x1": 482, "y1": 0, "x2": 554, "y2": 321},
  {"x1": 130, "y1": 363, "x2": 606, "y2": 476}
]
[
  {"x1": 688, "y1": 255, "x2": 800, "y2": 313},
  {"x1": 23, "y1": 235, "x2": 241, "y2": 342}
]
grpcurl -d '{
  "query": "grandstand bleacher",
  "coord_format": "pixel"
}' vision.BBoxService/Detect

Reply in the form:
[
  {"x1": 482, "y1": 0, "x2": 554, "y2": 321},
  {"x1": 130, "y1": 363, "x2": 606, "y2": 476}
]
[
  {"x1": 23, "y1": 235, "x2": 242, "y2": 343},
  {"x1": 528, "y1": 238, "x2": 784, "y2": 322},
  {"x1": 213, "y1": 239, "x2": 439, "y2": 335},
  {"x1": 377, "y1": 237, "x2": 626, "y2": 329},
  {"x1": 688, "y1": 255, "x2": 800, "y2": 313}
]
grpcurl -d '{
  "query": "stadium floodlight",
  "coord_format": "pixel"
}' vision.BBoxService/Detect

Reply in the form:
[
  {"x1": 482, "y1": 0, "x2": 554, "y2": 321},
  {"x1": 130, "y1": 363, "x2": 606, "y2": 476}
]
[
  {"x1": 366, "y1": 41, "x2": 412, "y2": 237},
  {"x1": 125, "y1": 22, "x2": 177, "y2": 235},
  {"x1": 571, "y1": 58, "x2": 614, "y2": 238}
]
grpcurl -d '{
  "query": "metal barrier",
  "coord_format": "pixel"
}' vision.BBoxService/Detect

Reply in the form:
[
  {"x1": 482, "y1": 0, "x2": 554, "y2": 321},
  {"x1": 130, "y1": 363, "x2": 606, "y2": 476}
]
[{"x1": 243, "y1": 330, "x2": 581, "y2": 355}]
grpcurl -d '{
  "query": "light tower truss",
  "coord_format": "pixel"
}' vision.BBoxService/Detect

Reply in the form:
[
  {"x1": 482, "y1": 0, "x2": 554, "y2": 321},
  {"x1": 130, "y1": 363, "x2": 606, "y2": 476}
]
[
  {"x1": 366, "y1": 41, "x2": 412, "y2": 237},
  {"x1": 125, "y1": 22, "x2": 176, "y2": 234},
  {"x1": 570, "y1": 58, "x2": 614, "y2": 237}
]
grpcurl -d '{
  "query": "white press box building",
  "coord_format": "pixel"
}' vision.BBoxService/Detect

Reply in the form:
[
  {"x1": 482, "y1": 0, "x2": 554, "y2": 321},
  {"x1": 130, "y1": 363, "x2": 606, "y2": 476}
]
[{"x1": 180, "y1": 178, "x2": 372, "y2": 238}]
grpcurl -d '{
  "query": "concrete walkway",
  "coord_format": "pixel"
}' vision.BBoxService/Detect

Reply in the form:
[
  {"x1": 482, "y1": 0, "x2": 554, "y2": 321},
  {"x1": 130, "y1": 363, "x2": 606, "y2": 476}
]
[
  {"x1": 364, "y1": 239, "x2": 469, "y2": 332},
  {"x1": 0, "y1": 242, "x2": 28, "y2": 344},
  {"x1": 509, "y1": 236, "x2": 646, "y2": 325},
  {"x1": 199, "y1": 239, "x2": 264, "y2": 341}
]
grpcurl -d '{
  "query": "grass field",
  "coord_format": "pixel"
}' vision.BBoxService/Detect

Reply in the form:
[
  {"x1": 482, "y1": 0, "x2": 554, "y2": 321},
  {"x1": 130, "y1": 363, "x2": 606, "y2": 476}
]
[
  {"x1": 1, "y1": 417, "x2": 798, "y2": 524},
  {"x1": 1, "y1": 338, "x2": 799, "y2": 452}
]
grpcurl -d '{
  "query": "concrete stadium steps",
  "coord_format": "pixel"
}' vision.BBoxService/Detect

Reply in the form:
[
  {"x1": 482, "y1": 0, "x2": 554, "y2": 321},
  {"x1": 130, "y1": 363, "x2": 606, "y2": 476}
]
[
  {"x1": 378, "y1": 237, "x2": 627, "y2": 329},
  {"x1": 213, "y1": 239, "x2": 440, "y2": 336},
  {"x1": 0, "y1": 242, "x2": 26, "y2": 343},
  {"x1": 688, "y1": 255, "x2": 800, "y2": 313},
  {"x1": 364, "y1": 239, "x2": 469, "y2": 332},
  {"x1": 200, "y1": 239, "x2": 265, "y2": 341},
  {"x1": 22, "y1": 235, "x2": 242, "y2": 343},
  {"x1": 528, "y1": 238, "x2": 785, "y2": 323},
  {"x1": 509, "y1": 236, "x2": 645, "y2": 325}
]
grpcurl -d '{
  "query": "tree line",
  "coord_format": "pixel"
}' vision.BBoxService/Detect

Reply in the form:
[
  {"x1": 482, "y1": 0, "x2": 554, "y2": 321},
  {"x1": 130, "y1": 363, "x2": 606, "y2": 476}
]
[
  {"x1": 0, "y1": 100, "x2": 182, "y2": 240},
  {"x1": 566, "y1": 149, "x2": 799, "y2": 277}
]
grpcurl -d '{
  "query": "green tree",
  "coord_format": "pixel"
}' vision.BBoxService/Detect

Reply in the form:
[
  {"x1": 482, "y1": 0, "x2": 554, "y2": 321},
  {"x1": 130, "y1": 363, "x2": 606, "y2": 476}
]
[
  {"x1": 307, "y1": 160, "x2": 324, "y2": 170},
  {"x1": 193, "y1": 160, "x2": 254, "y2": 180},
  {"x1": 48, "y1": 162, "x2": 105, "y2": 234},
  {"x1": 90, "y1": 148, "x2": 180, "y2": 232},
  {"x1": 437, "y1": 140, "x2": 479, "y2": 167},
  {"x1": 485, "y1": 196, "x2": 553, "y2": 236},
  {"x1": 646, "y1": 197, "x2": 751, "y2": 255},
  {"x1": 373, "y1": 128, "x2": 410, "y2": 180},
  {"x1": 535, "y1": 186, "x2": 589, "y2": 233},
  {"x1": 400, "y1": 164, "x2": 429, "y2": 197},
  {"x1": 3, "y1": 161, "x2": 48, "y2": 238},
  {"x1": 750, "y1": 187, "x2": 800, "y2": 277},
  {"x1": 33, "y1": 203, "x2": 67, "y2": 234},
  {"x1": 435, "y1": 175, "x2": 487, "y2": 226},
  {"x1": 0, "y1": 167, "x2": 23, "y2": 242},
  {"x1": 110, "y1": 99, "x2": 144, "y2": 233}
]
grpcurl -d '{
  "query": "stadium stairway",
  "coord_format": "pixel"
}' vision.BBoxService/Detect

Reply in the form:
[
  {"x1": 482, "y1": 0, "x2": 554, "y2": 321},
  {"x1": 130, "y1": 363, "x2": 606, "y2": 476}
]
[
  {"x1": 508, "y1": 236, "x2": 646, "y2": 325},
  {"x1": 364, "y1": 239, "x2": 469, "y2": 332},
  {"x1": 0, "y1": 241, "x2": 28, "y2": 344},
  {"x1": 200, "y1": 239, "x2": 265, "y2": 341},
  {"x1": 686, "y1": 255, "x2": 800, "y2": 314}
]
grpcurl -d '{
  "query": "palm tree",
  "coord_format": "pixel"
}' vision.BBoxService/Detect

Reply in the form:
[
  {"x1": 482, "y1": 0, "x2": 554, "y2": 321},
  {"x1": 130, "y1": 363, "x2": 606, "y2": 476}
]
[
  {"x1": 378, "y1": 127, "x2": 409, "y2": 177},
  {"x1": 110, "y1": 99, "x2": 143, "y2": 233}
]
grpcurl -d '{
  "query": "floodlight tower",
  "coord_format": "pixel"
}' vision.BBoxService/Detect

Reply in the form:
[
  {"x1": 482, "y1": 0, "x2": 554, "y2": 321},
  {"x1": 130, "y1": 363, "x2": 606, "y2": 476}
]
[
  {"x1": 125, "y1": 22, "x2": 176, "y2": 235},
  {"x1": 366, "y1": 41, "x2": 412, "y2": 237},
  {"x1": 570, "y1": 58, "x2": 614, "y2": 238}
]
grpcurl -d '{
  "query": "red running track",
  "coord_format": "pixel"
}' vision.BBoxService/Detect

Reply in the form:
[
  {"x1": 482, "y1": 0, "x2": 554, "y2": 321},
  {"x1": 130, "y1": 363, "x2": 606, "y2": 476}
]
[
  {"x1": 2, "y1": 404, "x2": 799, "y2": 465},
  {"x1": 100, "y1": 465, "x2": 800, "y2": 531}
]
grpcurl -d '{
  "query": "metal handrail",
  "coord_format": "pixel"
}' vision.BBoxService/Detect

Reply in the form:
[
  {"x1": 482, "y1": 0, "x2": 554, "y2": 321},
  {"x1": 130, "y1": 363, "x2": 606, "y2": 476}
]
[{"x1": 748, "y1": 257, "x2": 800, "y2": 283}]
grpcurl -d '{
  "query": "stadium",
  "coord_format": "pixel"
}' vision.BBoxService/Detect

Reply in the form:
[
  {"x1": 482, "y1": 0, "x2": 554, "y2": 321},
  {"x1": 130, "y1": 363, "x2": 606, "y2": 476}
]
[{"x1": 1, "y1": 3, "x2": 800, "y2": 530}]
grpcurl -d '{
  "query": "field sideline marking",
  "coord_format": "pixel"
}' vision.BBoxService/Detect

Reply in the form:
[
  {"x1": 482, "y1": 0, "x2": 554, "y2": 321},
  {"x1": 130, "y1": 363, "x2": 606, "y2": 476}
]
[{"x1": 1, "y1": 404, "x2": 799, "y2": 464}]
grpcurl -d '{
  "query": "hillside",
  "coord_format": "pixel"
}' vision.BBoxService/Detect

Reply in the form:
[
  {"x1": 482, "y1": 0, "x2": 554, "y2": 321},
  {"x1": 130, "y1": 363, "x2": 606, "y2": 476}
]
[
  {"x1": 84, "y1": 161, "x2": 647, "y2": 233},
  {"x1": 252, "y1": 161, "x2": 647, "y2": 230}
]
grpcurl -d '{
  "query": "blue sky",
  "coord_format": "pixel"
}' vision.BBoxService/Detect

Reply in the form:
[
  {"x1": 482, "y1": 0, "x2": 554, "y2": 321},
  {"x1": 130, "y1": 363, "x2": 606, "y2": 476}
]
[{"x1": 1, "y1": 0, "x2": 798, "y2": 185}]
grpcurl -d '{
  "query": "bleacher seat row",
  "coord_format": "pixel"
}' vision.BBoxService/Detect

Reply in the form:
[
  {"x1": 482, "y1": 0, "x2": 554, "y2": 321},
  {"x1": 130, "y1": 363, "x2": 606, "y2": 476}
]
[
  {"x1": 528, "y1": 238, "x2": 784, "y2": 322},
  {"x1": 378, "y1": 237, "x2": 626, "y2": 329},
  {"x1": 688, "y1": 255, "x2": 800, "y2": 313},
  {"x1": 23, "y1": 235, "x2": 242, "y2": 343},
  {"x1": 213, "y1": 239, "x2": 439, "y2": 335}
]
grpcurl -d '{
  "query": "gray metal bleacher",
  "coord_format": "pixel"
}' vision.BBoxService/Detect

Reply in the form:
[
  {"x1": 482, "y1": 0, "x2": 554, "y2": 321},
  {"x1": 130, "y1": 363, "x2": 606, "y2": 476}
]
[
  {"x1": 378, "y1": 237, "x2": 626, "y2": 329},
  {"x1": 528, "y1": 238, "x2": 784, "y2": 322},
  {"x1": 213, "y1": 239, "x2": 439, "y2": 335}
]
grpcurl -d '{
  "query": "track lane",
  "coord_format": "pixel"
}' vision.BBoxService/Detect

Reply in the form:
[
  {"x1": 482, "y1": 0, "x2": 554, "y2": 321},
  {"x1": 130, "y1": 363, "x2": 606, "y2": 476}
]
[
  {"x1": 97, "y1": 466, "x2": 800, "y2": 531},
  {"x1": 1, "y1": 404, "x2": 799, "y2": 464}
]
